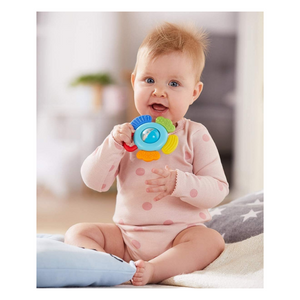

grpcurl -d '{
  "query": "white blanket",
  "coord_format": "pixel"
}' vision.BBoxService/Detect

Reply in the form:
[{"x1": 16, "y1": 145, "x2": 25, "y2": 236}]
[{"x1": 160, "y1": 233, "x2": 263, "y2": 288}]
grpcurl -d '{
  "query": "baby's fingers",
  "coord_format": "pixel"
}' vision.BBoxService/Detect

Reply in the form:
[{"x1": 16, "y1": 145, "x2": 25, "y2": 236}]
[
  {"x1": 153, "y1": 191, "x2": 168, "y2": 201},
  {"x1": 145, "y1": 178, "x2": 166, "y2": 186},
  {"x1": 123, "y1": 123, "x2": 135, "y2": 134},
  {"x1": 119, "y1": 133, "x2": 132, "y2": 145},
  {"x1": 146, "y1": 186, "x2": 166, "y2": 193},
  {"x1": 151, "y1": 167, "x2": 169, "y2": 178}
]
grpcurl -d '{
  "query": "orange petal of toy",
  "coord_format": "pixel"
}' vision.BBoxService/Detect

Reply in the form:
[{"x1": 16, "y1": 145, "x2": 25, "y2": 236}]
[
  {"x1": 136, "y1": 150, "x2": 160, "y2": 162},
  {"x1": 162, "y1": 135, "x2": 178, "y2": 154}
]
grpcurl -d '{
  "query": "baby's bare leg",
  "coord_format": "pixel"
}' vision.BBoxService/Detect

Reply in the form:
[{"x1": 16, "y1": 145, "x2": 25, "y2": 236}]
[
  {"x1": 131, "y1": 226, "x2": 225, "y2": 285},
  {"x1": 64, "y1": 223, "x2": 129, "y2": 261}
]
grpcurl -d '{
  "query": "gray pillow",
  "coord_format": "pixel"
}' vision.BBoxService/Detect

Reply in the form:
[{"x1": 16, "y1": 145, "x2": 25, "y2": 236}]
[{"x1": 206, "y1": 191, "x2": 263, "y2": 243}]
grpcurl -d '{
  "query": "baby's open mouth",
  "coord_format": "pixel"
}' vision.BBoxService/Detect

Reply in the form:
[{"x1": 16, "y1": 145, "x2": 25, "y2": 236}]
[{"x1": 151, "y1": 103, "x2": 168, "y2": 112}]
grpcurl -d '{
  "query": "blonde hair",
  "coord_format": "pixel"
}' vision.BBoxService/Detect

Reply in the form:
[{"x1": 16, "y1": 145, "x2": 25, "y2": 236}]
[{"x1": 133, "y1": 22, "x2": 209, "y2": 82}]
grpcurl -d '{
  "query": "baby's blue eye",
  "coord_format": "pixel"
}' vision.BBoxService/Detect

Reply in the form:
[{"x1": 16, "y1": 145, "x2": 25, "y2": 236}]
[
  {"x1": 145, "y1": 78, "x2": 154, "y2": 84},
  {"x1": 169, "y1": 81, "x2": 179, "y2": 87}
]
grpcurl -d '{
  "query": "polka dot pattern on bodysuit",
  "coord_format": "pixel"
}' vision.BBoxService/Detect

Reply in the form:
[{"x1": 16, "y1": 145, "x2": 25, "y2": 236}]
[
  {"x1": 163, "y1": 220, "x2": 174, "y2": 225},
  {"x1": 185, "y1": 151, "x2": 192, "y2": 161},
  {"x1": 190, "y1": 189, "x2": 198, "y2": 198},
  {"x1": 142, "y1": 202, "x2": 152, "y2": 210},
  {"x1": 131, "y1": 240, "x2": 141, "y2": 249},
  {"x1": 218, "y1": 181, "x2": 224, "y2": 191},
  {"x1": 136, "y1": 168, "x2": 145, "y2": 176},
  {"x1": 134, "y1": 226, "x2": 144, "y2": 231},
  {"x1": 103, "y1": 120, "x2": 229, "y2": 262},
  {"x1": 199, "y1": 212, "x2": 206, "y2": 219},
  {"x1": 202, "y1": 134, "x2": 210, "y2": 142}
]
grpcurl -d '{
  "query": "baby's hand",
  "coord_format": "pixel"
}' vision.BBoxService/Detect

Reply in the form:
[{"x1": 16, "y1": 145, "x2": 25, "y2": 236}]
[
  {"x1": 112, "y1": 123, "x2": 135, "y2": 145},
  {"x1": 145, "y1": 165, "x2": 177, "y2": 201}
]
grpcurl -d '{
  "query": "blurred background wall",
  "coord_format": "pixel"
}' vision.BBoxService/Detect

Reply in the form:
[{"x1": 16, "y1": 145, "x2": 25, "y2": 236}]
[{"x1": 37, "y1": 11, "x2": 263, "y2": 201}]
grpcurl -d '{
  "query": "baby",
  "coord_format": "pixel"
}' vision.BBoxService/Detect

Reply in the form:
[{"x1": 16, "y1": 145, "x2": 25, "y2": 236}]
[{"x1": 65, "y1": 22, "x2": 229, "y2": 286}]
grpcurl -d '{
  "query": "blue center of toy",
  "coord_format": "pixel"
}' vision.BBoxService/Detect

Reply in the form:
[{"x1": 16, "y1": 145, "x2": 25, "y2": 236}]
[
  {"x1": 141, "y1": 128, "x2": 160, "y2": 144},
  {"x1": 133, "y1": 122, "x2": 168, "y2": 151}
]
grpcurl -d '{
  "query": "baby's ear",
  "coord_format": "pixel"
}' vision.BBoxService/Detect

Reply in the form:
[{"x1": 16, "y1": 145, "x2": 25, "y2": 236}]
[
  {"x1": 131, "y1": 73, "x2": 136, "y2": 89},
  {"x1": 191, "y1": 82, "x2": 203, "y2": 104}
]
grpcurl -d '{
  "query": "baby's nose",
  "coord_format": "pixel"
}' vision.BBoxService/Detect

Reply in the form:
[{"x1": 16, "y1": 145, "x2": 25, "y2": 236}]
[{"x1": 152, "y1": 87, "x2": 167, "y2": 98}]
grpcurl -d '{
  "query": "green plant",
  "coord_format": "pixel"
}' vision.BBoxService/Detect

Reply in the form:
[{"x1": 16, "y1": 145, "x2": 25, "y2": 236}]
[{"x1": 71, "y1": 72, "x2": 114, "y2": 86}]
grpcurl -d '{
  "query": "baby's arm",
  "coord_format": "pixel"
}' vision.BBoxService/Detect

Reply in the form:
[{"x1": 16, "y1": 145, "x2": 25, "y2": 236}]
[
  {"x1": 172, "y1": 128, "x2": 229, "y2": 208},
  {"x1": 81, "y1": 123, "x2": 134, "y2": 192},
  {"x1": 146, "y1": 127, "x2": 229, "y2": 208}
]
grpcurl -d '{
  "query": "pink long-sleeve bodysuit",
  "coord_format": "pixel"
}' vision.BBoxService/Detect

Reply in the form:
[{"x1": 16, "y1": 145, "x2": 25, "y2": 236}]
[{"x1": 81, "y1": 118, "x2": 229, "y2": 261}]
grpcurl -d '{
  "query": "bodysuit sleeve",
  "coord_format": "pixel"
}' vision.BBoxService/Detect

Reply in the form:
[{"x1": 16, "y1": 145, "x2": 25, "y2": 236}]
[
  {"x1": 171, "y1": 127, "x2": 229, "y2": 209},
  {"x1": 81, "y1": 133, "x2": 126, "y2": 192}
]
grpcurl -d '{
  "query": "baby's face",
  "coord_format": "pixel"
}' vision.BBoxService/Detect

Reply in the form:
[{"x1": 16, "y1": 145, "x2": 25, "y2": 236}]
[{"x1": 131, "y1": 51, "x2": 203, "y2": 125}]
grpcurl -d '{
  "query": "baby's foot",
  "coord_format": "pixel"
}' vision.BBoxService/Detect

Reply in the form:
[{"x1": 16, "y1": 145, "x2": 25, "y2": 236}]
[{"x1": 131, "y1": 260, "x2": 154, "y2": 286}]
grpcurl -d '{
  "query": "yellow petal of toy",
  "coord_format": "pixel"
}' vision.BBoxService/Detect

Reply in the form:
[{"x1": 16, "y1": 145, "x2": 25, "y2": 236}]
[
  {"x1": 155, "y1": 117, "x2": 175, "y2": 133},
  {"x1": 162, "y1": 135, "x2": 178, "y2": 154},
  {"x1": 136, "y1": 150, "x2": 160, "y2": 162}
]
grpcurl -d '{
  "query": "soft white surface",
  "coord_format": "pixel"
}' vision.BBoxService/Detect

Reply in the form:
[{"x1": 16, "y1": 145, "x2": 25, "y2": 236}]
[{"x1": 160, "y1": 233, "x2": 263, "y2": 288}]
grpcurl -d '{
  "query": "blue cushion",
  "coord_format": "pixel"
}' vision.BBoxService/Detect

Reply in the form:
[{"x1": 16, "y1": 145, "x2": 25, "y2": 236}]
[{"x1": 37, "y1": 234, "x2": 136, "y2": 287}]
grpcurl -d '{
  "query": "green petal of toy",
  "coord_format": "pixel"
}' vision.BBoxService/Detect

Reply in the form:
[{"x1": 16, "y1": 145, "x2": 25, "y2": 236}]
[{"x1": 155, "y1": 117, "x2": 175, "y2": 133}]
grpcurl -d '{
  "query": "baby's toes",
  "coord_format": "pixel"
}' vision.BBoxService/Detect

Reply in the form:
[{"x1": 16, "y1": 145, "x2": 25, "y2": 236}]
[
  {"x1": 132, "y1": 273, "x2": 143, "y2": 285},
  {"x1": 133, "y1": 270, "x2": 143, "y2": 278},
  {"x1": 131, "y1": 260, "x2": 146, "y2": 285},
  {"x1": 132, "y1": 276, "x2": 143, "y2": 284}
]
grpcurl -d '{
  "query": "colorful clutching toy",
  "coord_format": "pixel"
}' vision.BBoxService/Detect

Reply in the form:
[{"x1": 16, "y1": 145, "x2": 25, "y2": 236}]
[{"x1": 123, "y1": 115, "x2": 178, "y2": 162}]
